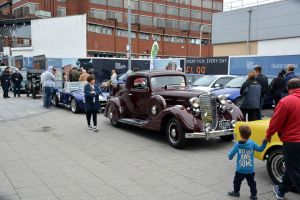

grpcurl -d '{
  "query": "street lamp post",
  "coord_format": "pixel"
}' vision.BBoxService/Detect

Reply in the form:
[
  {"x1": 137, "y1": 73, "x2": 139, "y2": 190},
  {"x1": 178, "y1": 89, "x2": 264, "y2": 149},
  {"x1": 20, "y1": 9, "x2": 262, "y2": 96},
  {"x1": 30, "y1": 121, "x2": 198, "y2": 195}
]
[
  {"x1": 199, "y1": 25, "x2": 206, "y2": 57},
  {"x1": 127, "y1": 0, "x2": 132, "y2": 72}
]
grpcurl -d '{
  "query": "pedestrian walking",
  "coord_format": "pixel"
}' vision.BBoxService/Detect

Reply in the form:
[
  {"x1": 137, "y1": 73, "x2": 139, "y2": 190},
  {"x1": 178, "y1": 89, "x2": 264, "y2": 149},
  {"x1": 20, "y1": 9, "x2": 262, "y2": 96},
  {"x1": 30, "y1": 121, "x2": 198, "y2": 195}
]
[
  {"x1": 0, "y1": 67, "x2": 11, "y2": 98},
  {"x1": 269, "y1": 69, "x2": 286, "y2": 107},
  {"x1": 84, "y1": 75, "x2": 102, "y2": 132},
  {"x1": 110, "y1": 69, "x2": 118, "y2": 84},
  {"x1": 265, "y1": 78, "x2": 300, "y2": 199},
  {"x1": 41, "y1": 66, "x2": 56, "y2": 108},
  {"x1": 79, "y1": 69, "x2": 89, "y2": 82},
  {"x1": 228, "y1": 125, "x2": 267, "y2": 200},
  {"x1": 240, "y1": 71, "x2": 262, "y2": 121},
  {"x1": 281, "y1": 64, "x2": 297, "y2": 98},
  {"x1": 11, "y1": 68, "x2": 23, "y2": 98},
  {"x1": 254, "y1": 65, "x2": 268, "y2": 119}
]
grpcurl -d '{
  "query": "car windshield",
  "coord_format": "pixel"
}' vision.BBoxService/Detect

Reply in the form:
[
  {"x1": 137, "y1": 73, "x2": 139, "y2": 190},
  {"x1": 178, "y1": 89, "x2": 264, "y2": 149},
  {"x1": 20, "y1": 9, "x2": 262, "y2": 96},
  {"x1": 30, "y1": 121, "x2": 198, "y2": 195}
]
[
  {"x1": 151, "y1": 76, "x2": 186, "y2": 89},
  {"x1": 192, "y1": 75, "x2": 216, "y2": 87},
  {"x1": 65, "y1": 81, "x2": 87, "y2": 91},
  {"x1": 224, "y1": 77, "x2": 247, "y2": 88}
]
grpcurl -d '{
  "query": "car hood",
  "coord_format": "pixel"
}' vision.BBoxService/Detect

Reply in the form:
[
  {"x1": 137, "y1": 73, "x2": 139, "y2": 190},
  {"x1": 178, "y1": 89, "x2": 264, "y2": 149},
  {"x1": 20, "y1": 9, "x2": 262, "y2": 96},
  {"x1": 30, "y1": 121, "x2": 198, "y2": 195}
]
[
  {"x1": 155, "y1": 88, "x2": 208, "y2": 99},
  {"x1": 191, "y1": 86, "x2": 213, "y2": 92},
  {"x1": 71, "y1": 90, "x2": 84, "y2": 95}
]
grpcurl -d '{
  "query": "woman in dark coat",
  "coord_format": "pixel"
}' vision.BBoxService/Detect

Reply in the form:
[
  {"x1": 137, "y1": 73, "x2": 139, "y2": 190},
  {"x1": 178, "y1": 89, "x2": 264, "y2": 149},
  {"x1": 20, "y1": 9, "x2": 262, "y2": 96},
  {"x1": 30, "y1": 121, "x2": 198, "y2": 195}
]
[
  {"x1": 240, "y1": 71, "x2": 262, "y2": 121},
  {"x1": 84, "y1": 75, "x2": 102, "y2": 132},
  {"x1": 270, "y1": 69, "x2": 286, "y2": 107}
]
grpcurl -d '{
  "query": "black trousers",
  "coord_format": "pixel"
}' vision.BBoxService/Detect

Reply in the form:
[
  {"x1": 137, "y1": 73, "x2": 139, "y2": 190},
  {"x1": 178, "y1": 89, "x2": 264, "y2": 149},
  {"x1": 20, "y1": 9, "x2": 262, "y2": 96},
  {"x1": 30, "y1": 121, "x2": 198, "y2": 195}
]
[
  {"x1": 241, "y1": 109, "x2": 260, "y2": 121},
  {"x1": 279, "y1": 142, "x2": 300, "y2": 193},
  {"x1": 233, "y1": 172, "x2": 257, "y2": 196},
  {"x1": 13, "y1": 83, "x2": 21, "y2": 97},
  {"x1": 2, "y1": 85, "x2": 9, "y2": 98},
  {"x1": 86, "y1": 110, "x2": 97, "y2": 126},
  {"x1": 273, "y1": 94, "x2": 281, "y2": 107}
]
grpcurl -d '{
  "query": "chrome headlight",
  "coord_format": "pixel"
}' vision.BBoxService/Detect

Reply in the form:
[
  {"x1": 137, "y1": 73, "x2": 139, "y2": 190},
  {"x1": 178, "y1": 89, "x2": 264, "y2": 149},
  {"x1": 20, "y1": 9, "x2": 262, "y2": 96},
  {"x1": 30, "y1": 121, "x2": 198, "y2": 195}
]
[
  {"x1": 217, "y1": 95, "x2": 227, "y2": 105},
  {"x1": 189, "y1": 97, "x2": 200, "y2": 108},
  {"x1": 151, "y1": 105, "x2": 157, "y2": 115},
  {"x1": 98, "y1": 95, "x2": 105, "y2": 101}
]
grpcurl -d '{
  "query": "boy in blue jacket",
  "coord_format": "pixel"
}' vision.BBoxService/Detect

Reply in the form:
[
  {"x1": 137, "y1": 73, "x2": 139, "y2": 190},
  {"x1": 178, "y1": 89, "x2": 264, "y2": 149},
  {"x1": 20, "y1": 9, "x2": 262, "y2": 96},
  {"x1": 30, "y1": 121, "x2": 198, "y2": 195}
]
[{"x1": 228, "y1": 125, "x2": 267, "y2": 200}]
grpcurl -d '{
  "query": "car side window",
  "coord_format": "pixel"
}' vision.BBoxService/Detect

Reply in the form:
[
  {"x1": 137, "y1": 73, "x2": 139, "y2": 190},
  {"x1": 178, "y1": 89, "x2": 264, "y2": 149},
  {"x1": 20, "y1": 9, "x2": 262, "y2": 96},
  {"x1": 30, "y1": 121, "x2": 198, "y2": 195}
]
[
  {"x1": 214, "y1": 78, "x2": 231, "y2": 87},
  {"x1": 133, "y1": 78, "x2": 148, "y2": 89}
]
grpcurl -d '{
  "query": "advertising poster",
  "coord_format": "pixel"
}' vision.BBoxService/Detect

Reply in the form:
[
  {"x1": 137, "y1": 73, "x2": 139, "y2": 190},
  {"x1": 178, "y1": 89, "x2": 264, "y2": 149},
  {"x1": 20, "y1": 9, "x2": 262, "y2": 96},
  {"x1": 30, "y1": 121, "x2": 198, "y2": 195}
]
[
  {"x1": 62, "y1": 58, "x2": 78, "y2": 82},
  {"x1": 153, "y1": 58, "x2": 183, "y2": 71},
  {"x1": 185, "y1": 57, "x2": 229, "y2": 75},
  {"x1": 229, "y1": 55, "x2": 300, "y2": 76},
  {"x1": 23, "y1": 57, "x2": 33, "y2": 69},
  {"x1": 1, "y1": 56, "x2": 9, "y2": 66},
  {"x1": 14, "y1": 55, "x2": 24, "y2": 70},
  {"x1": 33, "y1": 55, "x2": 46, "y2": 70},
  {"x1": 48, "y1": 58, "x2": 63, "y2": 88}
]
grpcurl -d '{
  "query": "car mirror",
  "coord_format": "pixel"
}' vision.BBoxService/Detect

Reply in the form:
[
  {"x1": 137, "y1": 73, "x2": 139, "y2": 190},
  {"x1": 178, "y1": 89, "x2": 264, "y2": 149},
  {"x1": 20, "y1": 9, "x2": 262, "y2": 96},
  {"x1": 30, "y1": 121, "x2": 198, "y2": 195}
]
[{"x1": 214, "y1": 84, "x2": 220, "y2": 87}]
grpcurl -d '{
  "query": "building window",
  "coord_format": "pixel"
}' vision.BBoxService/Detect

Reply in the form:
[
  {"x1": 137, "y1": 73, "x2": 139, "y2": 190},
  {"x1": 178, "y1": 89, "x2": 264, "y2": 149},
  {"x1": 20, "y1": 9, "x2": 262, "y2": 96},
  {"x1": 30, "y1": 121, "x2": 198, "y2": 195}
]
[
  {"x1": 213, "y1": 2, "x2": 223, "y2": 11},
  {"x1": 124, "y1": 14, "x2": 139, "y2": 23},
  {"x1": 139, "y1": 16, "x2": 153, "y2": 26},
  {"x1": 90, "y1": 9, "x2": 106, "y2": 20},
  {"x1": 191, "y1": 0, "x2": 201, "y2": 7},
  {"x1": 164, "y1": 36, "x2": 185, "y2": 43},
  {"x1": 191, "y1": 10, "x2": 201, "y2": 19},
  {"x1": 152, "y1": 34, "x2": 161, "y2": 41},
  {"x1": 154, "y1": 4, "x2": 165, "y2": 14},
  {"x1": 12, "y1": 0, "x2": 21, "y2": 3},
  {"x1": 124, "y1": 0, "x2": 139, "y2": 10},
  {"x1": 88, "y1": 24, "x2": 112, "y2": 35},
  {"x1": 90, "y1": 0, "x2": 106, "y2": 5},
  {"x1": 179, "y1": 0, "x2": 190, "y2": 5},
  {"x1": 167, "y1": 0, "x2": 178, "y2": 4},
  {"x1": 139, "y1": 1, "x2": 152, "y2": 12},
  {"x1": 166, "y1": 19, "x2": 178, "y2": 29},
  {"x1": 153, "y1": 17, "x2": 165, "y2": 27},
  {"x1": 190, "y1": 23, "x2": 201, "y2": 31},
  {"x1": 202, "y1": 0, "x2": 213, "y2": 9},
  {"x1": 202, "y1": 12, "x2": 212, "y2": 21},
  {"x1": 179, "y1": 21, "x2": 190, "y2": 30},
  {"x1": 202, "y1": 25, "x2": 212, "y2": 33},
  {"x1": 167, "y1": 7, "x2": 179, "y2": 16},
  {"x1": 179, "y1": 8, "x2": 190, "y2": 18},
  {"x1": 57, "y1": 7, "x2": 66, "y2": 17},
  {"x1": 107, "y1": 11, "x2": 123, "y2": 22},
  {"x1": 189, "y1": 38, "x2": 200, "y2": 44},
  {"x1": 13, "y1": 3, "x2": 39, "y2": 18},
  {"x1": 139, "y1": 33, "x2": 150, "y2": 40},
  {"x1": 116, "y1": 29, "x2": 136, "y2": 38},
  {"x1": 57, "y1": 0, "x2": 67, "y2": 2},
  {"x1": 108, "y1": 0, "x2": 123, "y2": 8}
]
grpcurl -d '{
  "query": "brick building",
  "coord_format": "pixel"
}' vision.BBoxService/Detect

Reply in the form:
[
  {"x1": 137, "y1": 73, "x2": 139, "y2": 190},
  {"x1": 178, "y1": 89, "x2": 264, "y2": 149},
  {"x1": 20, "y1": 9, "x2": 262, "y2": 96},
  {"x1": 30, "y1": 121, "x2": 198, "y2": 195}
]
[{"x1": 1, "y1": 0, "x2": 224, "y2": 58}]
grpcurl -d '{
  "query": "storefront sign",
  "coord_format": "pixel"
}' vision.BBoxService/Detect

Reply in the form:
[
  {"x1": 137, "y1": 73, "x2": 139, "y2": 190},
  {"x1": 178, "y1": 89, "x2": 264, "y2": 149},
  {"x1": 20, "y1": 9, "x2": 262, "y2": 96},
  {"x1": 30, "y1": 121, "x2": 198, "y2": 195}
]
[{"x1": 185, "y1": 57, "x2": 229, "y2": 75}]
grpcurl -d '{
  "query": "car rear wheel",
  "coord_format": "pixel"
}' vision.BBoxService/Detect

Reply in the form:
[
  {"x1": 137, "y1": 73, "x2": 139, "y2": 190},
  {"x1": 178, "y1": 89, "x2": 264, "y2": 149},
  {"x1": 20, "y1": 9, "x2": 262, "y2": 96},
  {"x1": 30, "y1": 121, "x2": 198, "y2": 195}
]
[
  {"x1": 165, "y1": 118, "x2": 186, "y2": 149},
  {"x1": 71, "y1": 98, "x2": 79, "y2": 113},
  {"x1": 267, "y1": 149, "x2": 285, "y2": 185}
]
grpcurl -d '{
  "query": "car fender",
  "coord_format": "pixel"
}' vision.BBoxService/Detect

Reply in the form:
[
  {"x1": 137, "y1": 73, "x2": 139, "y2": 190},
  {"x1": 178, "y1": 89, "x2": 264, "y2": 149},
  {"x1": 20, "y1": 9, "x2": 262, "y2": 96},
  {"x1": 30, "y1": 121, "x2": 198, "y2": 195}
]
[
  {"x1": 257, "y1": 142, "x2": 283, "y2": 161},
  {"x1": 145, "y1": 105, "x2": 203, "y2": 132},
  {"x1": 104, "y1": 97, "x2": 121, "y2": 117}
]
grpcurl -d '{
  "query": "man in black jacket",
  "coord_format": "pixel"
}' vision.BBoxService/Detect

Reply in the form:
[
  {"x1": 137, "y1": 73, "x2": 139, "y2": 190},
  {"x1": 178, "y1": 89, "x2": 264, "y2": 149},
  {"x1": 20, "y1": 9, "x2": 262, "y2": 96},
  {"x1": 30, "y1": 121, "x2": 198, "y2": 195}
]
[
  {"x1": 0, "y1": 67, "x2": 11, "y2": 98},
  {"x1": 254, "y1": 65, "x2": 268, "y2": 119},
  {"x1": 11, "y1": 68, "x2": 23, "y2": 97}
]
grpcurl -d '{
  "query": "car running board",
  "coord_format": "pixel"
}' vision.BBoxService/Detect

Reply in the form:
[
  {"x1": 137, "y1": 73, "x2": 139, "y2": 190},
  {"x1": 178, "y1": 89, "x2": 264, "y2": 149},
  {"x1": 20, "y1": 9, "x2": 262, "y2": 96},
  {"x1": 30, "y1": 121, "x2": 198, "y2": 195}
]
[{"x1": 118, "y1": 118, "x2": 149, "y2": 128}]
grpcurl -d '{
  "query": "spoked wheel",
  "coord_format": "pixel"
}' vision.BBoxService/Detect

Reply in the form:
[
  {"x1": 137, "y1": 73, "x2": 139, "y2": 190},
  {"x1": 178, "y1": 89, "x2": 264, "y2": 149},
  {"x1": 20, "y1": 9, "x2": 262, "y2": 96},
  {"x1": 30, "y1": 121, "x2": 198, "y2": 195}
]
[
  {"x1": 71, "y1": 98, "x2": 79, "y2": 113},
  {"x1": 267, "y1": 149, "x2": 285, "y2": 185},
  {"x1": 108, "y1": 104, "x2": 120, "y2": 127},
  {"x1": 165, "y1": 118, "x2": 186, "y2": 149}
]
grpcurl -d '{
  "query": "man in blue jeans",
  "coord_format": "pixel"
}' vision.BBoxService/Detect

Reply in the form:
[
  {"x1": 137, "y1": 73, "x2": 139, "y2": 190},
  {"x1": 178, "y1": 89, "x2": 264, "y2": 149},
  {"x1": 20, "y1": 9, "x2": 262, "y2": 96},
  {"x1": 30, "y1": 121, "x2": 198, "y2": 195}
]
[{"x1": 41, "y1": 66, "x2": 56, "y2": 108}]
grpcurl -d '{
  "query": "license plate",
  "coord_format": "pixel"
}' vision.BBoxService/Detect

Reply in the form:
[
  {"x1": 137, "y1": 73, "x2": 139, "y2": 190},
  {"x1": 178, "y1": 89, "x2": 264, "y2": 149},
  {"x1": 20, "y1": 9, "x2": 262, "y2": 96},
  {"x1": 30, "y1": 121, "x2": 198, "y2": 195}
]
[{"x1": 219, "y1": 120, "x2": 231, "y2": 129}]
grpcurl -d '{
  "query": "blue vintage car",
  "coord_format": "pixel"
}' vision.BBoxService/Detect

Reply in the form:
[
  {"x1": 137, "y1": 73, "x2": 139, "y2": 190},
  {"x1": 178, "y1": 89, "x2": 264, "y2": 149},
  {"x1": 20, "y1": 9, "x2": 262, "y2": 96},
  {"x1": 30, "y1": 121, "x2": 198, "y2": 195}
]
[
  {"x1": 52, "y1": 81, "x2": 108, "y2": 113},
  {"x1": 212, "y1": 76, "x2": 275, "y2": 108}
]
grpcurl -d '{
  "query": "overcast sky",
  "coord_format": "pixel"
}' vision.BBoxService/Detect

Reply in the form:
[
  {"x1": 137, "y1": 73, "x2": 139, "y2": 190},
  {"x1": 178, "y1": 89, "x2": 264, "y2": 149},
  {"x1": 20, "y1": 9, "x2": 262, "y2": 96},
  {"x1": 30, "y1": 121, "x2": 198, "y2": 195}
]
[{"x1": 223, "y1": 0, "x2": 282, "y2": 10}]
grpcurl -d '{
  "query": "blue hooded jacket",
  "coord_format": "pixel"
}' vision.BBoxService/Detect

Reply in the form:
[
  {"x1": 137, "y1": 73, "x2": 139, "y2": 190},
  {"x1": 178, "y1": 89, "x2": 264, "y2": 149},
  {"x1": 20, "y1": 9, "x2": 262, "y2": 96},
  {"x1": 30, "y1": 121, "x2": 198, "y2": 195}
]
[{"x1": 228, "y1": 139, "x2": 267, "y2": 174}]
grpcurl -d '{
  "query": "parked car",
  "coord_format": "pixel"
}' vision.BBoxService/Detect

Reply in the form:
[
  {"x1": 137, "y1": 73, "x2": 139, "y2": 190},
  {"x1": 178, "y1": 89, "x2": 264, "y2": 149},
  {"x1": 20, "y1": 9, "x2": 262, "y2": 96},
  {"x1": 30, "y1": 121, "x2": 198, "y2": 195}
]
[
  {"x1": 212, "y1": 76, "x2": 275, "y2": 108},
  {"x1": 52, "y1": 81, "x2": 108, "y2": 113},
  {"x1": 104, "y1": 70, "x2": 243, "y2": 148},
  {"x1": 234, "y1": 120, "x2": 283, "y2": 185},
  {"x1": 191, "y1": 75, "x2": 237, "y2": 92},
  {"x1": 185, "y1": 74, "x2": 204, "y2": 86}
]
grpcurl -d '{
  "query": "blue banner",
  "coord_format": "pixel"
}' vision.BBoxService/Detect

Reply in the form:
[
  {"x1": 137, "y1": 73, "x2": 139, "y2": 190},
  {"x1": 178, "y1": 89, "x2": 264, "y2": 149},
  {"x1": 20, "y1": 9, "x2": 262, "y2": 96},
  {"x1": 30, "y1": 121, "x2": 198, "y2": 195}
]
[{"x1": 229, "y1": 55, "x2": 300, "y2": 76}]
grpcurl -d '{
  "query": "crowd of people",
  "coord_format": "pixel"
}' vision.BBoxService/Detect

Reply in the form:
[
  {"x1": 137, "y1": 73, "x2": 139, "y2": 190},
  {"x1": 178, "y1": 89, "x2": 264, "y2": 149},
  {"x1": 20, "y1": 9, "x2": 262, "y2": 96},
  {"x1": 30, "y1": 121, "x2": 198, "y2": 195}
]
[
  {"x1": 239, "y1": 64, "x2": 298, "y2": 121},
  {"x1": 0, "y1": 66, "x2": 24, "y2": 98}
]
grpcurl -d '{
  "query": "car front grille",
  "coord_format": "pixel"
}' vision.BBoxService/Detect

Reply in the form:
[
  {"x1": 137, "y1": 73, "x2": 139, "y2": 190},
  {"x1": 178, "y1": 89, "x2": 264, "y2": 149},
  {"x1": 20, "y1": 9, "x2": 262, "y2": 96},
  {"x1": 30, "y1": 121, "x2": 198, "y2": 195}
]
[{"x1": 199, "y1": 94, "x2": 217, "y2": 129}]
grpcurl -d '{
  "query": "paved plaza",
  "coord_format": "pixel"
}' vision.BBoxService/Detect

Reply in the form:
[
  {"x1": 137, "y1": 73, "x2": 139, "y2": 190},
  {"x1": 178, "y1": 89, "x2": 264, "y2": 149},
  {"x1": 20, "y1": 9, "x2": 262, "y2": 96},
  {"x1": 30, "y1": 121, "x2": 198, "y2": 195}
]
[{"x1": 0, "y1": 93, "x2": 298, "y2": 200}]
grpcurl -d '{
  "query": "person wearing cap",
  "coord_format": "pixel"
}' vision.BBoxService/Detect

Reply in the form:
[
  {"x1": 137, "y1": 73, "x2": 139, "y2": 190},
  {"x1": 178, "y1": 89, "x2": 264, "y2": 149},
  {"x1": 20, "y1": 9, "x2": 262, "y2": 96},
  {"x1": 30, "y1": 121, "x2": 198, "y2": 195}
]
[
  {"x1": 11, "y1": 68, "x2": 23, "y2": 98},
  {"x1": 0, "y1": 67, "x2": 11, "y2": 98},
  {"x1": 265, "y1": 78, "x2": 300, "y2": 199},
  {"x1": 254, "y1": 65, "x2": 268, "y2": 119},
  {"x1": 41, "y1": 66, "x2": 56, "y2": 108}
]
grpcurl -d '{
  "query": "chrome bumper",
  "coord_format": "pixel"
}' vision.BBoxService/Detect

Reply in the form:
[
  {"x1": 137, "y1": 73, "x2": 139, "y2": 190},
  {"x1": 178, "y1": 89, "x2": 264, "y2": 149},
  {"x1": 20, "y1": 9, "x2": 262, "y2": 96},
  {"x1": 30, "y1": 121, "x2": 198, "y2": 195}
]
[{"x1": 185, "y1": 129, "x2": 234, "y2": 140}]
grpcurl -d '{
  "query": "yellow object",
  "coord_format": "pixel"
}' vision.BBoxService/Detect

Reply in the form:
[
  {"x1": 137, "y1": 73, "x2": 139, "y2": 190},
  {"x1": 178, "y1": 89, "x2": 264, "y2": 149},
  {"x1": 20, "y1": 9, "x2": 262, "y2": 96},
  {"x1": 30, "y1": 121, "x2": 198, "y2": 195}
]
[{"x1": 234, "y1": 119, "x2": 282, "y2": 160}]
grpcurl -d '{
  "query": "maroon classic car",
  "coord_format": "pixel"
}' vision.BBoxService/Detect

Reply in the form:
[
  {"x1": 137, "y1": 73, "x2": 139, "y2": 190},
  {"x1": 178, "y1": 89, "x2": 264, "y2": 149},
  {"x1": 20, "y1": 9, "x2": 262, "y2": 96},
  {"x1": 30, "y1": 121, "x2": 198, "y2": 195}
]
[{"x1": 104, "y1": 71, "x2": 243, "y2": 148}]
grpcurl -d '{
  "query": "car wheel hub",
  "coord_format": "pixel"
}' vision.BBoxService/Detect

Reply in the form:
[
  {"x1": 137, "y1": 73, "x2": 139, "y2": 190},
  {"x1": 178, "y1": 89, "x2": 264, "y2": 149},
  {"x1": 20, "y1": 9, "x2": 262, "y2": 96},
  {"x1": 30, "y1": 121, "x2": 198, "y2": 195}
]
[
  {"x1": 71, "y1": 100, "x2": 76, "y2": 111},
  {"x1": 272, "y1": 154, "x2": 285, "y2": 182},
  {"x1": 169, "y1": 123, "x2": 179, "y2": 143}
]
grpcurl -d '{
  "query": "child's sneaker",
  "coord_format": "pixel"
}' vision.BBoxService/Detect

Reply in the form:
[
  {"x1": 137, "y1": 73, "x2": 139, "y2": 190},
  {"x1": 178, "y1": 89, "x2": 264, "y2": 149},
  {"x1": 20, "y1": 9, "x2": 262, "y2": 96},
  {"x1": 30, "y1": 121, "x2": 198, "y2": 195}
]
[
  {"x1": 88, "y1": 125, "x2": 92, "y2": 130},
  {"x1": 228, "y1": 191, "x2": 240, "y2": 197},
  {"x1": 273, "y1": 185, "x2": 284, "y2": 200},
  {"x1": 93, "y1": 126, "x2": 99, "y2": 132},
  {"x1": 250, "y1": 195, "x2": 257, "y2": 200}
]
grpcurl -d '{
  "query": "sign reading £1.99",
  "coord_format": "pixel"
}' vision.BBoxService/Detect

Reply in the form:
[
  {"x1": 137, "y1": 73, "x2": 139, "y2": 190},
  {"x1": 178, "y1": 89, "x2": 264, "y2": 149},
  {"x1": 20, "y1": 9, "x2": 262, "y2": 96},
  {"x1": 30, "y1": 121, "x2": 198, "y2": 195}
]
[{"x1": 185, "y1": 57, "x2": 229, "y2": 75}]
